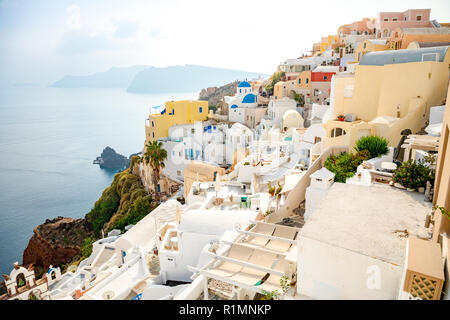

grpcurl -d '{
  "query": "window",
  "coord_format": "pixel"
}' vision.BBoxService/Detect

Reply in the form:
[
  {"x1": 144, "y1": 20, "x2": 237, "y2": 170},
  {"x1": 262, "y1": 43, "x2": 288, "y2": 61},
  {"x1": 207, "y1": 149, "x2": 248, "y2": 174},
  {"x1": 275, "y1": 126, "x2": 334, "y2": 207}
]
[
  {"x1": 393, "y1": 18, "x2": 397, "y2": 21},
  {"x1": 152, "y1": 121, "x2": 154, "y2": 127},
  {"x1": 331, "y1": 127, "x2": 346, "y2": 138},
  {"x1": 152, "y1": 132, "x2": 155, "y2": 138},
  {"x1": 416, "y1": 15, "x2": 422, "y2": 21},
  {"x1": 383, "y1": 18, "x2": 389, "y2": 21},
  {"x1": 363, "y1": 42, "x2": 367, "y2": 49},
  {"x1": 191, "y1": 128, "x2": 195, "y2": 134},
  {"x1": 298, "y1": 78, "x2": 301, "y2": 84},
  {"x1": 306, "y1": 78, "x2": 309, "y2": 84},
  {"x1": 422, "y1": 53, "x2": 439, "y2": 62},
  {"x1": 199, "y1": 107, "x2": 203, "y2": 113},
  {"x1": 323, "y1": 76, "x2": 327, "y2": 80},
  {"x1": 177, "y1": 170, "x2": 181, "y2": 176}
]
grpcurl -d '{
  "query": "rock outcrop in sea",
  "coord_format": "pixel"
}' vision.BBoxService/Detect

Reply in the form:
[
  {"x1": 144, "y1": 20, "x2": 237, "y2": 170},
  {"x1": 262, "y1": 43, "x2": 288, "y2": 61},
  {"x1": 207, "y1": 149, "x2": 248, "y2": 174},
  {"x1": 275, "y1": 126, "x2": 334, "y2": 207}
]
[{"x1": 94, "y1": 146, "x2": 131, "y2": 170}]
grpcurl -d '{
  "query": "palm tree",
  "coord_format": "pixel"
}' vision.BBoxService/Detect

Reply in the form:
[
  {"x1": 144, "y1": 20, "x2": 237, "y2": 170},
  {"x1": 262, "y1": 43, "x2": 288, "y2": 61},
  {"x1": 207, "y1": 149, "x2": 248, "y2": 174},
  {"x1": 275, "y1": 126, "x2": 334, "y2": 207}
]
[{"x1": 144, "y1": 141, "x2": 167, "y2": 199}]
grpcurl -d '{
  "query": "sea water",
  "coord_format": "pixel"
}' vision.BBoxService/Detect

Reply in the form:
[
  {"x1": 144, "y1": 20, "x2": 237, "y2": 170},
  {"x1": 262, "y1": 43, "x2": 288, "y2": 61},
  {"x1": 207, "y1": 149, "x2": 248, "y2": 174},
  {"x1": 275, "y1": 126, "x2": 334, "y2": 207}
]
[{"x1": 0, "y1": 86, "x2": 197, "y2": 274}]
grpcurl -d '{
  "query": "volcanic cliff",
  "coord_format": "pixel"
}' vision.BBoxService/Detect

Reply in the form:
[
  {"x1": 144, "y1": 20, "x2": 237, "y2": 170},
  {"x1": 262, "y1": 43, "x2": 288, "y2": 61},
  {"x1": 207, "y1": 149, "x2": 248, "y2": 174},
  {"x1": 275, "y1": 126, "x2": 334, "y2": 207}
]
[{"x1": 22, "y1": 217, "x2": 93, "y2": 270}]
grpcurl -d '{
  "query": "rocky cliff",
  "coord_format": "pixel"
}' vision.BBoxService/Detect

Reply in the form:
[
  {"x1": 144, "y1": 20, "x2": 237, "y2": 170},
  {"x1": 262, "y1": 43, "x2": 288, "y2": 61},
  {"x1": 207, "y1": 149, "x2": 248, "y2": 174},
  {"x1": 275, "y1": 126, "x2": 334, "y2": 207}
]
[
  {"x1": 21, "y1": 161, "x2": 158, "y2": 271},
  {"x1": 22, "y1": 217, "x2": 93, "y2": 269},
  {"x1": 199, "y1": 81, "x2": 237, "y2": 106}
]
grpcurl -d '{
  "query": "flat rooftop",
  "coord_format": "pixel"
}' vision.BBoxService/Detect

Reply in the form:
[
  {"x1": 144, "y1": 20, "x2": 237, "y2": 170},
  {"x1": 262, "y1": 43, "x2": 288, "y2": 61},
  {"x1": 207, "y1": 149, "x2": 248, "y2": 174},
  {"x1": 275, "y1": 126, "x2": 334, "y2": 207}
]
[{"x1": 300, "y1": 183, "x2": 431, "y2": 265}]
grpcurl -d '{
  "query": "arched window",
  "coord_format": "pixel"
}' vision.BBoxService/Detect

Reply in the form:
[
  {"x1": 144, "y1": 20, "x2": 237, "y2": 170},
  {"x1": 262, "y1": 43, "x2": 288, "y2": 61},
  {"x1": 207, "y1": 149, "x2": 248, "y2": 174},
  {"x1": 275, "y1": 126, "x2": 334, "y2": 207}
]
[
  {"x1": 331, "y1": 127, "x2": 346, "y2": 138},
  {"x1": 16, "y1": 273, "x2": 26, "y2": 289}
]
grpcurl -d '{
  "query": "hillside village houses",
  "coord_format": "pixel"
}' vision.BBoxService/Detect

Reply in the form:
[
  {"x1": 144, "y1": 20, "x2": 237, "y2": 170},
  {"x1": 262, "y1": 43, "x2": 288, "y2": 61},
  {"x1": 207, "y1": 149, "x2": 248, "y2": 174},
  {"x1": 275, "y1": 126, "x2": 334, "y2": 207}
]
[{"x1": 3, "y1": 7, "x2": 450, "y2": 301}]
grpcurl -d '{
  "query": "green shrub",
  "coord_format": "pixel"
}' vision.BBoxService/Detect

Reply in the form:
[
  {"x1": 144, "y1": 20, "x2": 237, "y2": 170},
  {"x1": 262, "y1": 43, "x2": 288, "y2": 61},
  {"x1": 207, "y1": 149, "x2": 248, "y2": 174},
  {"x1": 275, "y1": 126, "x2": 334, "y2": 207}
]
[
  {"x1": 86, "y1": 169, "x2": 151, "y2": 236},
  {"x1": 81, "y1": 236, "x2": 96, "y2": 260},
  {"x1": 392, "y1": 160, "x2": 434, "y2": 190},
  {"x1": 354, "y1": 136, "x2": 389, "y2": 159},
  {"x1": 324, "y1": 150, "x2": 370, "y2": 183},
  {"x1": 265, "y1": 71, "x2": 285, "y2": 95},
  {"x1": 111, "y1": 195, "x2": 158, "y2": 231}
]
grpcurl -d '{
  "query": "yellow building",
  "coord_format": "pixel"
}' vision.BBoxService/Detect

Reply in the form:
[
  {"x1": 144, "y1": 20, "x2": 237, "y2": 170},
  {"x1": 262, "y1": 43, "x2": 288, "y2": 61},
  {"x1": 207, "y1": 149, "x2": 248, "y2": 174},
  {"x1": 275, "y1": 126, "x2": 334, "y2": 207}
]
[
  {"x1": 389, "y1": 27, "x2": 450, "y2": 50},
  {"x1": 354, "y1": 39, "x2": 389, "y2": 62},
  {"x1": 319, "y1": 35, "x2": 339, "y2": 53},
  {"x1": 432, "y1": 82, "x2": 450, "y2": 242},
  {"x1": 296, "y1": 70, "x2": 311, "y2": 91},
  {"x1": 322, "y1": 46, "x2": 450, "y2": 151},
  {"x1": 146, "y1": 100, "x2": 208, "y2": 142}
]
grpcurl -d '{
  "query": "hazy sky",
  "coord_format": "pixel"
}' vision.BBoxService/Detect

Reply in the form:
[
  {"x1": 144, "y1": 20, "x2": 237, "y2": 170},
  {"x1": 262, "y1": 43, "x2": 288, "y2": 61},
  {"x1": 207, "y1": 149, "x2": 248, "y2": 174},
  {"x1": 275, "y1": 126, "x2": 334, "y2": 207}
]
[{"x1": 1, "y1": 0, "x2": 449, "y2": 86}]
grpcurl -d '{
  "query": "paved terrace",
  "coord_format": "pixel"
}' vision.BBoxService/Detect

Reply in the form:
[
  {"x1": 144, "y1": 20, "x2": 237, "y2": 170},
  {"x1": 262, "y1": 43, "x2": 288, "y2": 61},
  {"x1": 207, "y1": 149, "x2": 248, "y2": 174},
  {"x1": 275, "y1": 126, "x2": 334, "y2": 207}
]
[{"x1": 300, "y1": 183, "x2": 432, "y2": 265}]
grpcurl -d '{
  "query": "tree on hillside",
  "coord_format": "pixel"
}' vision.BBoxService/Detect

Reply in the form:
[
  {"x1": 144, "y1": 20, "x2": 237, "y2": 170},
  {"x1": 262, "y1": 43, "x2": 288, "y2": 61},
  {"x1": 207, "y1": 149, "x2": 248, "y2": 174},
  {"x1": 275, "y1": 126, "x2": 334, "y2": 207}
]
[
  {"x1": 144, "y1": 141, "x2": 168, "y2": 199},
  {"x1": 265, "y1": 71, "x2": 285, "y2": 96},
  {"x1": 291, "y1": 91, "x2": 305, "y2": 107}
]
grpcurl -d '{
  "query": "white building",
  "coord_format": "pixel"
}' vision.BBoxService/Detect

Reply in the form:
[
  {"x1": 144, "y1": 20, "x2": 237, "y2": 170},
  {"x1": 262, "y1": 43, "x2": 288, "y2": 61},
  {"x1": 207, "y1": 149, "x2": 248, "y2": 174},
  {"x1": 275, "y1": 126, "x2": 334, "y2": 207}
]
[
  {"x1": 225, "y1": 123, "x2": 254, "y2": 165},
  {"x1": 267, "y1": 97, "x2": 302, "y2": 130},
  {"x1": 226, "y1": 81, "x2": 267, "y2": 128}
]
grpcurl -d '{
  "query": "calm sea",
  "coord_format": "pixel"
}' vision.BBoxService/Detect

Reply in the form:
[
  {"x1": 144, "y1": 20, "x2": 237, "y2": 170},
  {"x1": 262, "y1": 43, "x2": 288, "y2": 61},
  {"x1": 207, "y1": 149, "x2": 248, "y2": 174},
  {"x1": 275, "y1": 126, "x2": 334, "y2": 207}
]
[{"x1": 0, "y1": 87, "x2": 197, "y2": 275}]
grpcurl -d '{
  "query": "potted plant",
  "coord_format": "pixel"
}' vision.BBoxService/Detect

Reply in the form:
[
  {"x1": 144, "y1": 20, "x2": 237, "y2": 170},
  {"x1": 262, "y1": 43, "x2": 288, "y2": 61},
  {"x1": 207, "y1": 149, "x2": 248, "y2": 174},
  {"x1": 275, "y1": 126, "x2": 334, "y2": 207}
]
[
  {"x1": 268, "y1": 182, "x2": 276, "y2": 197},
  {"x1": 392, "y1": 160, "x2": 434, "y2": 192},
  {"x1": 337, "y1": 115, "x2": 345, "y2": 121},
  {"x1": 263, "y1": 209, "x2": 274, "y2": 222}
]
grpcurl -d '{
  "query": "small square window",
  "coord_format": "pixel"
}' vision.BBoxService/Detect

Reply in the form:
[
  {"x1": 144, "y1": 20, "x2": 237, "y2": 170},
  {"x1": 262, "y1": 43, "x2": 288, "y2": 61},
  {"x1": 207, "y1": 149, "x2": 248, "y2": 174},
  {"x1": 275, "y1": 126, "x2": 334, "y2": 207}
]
[{"x1": 199, "y1": 107, "x2": 203, "y2": 113}]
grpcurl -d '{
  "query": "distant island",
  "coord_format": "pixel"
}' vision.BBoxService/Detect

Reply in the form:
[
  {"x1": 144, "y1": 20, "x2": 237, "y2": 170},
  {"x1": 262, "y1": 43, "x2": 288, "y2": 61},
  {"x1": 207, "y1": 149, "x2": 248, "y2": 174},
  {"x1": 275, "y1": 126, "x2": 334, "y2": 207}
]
[
  {"x1": 50, "y1": 64, "x2": 268, "y2": 93},
  {"x1": 50, "y1": 65, "x2": 148, "y2": 88},
  {"x1": 126, "y1": 64, "x2": 267, "y2": 94}
]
